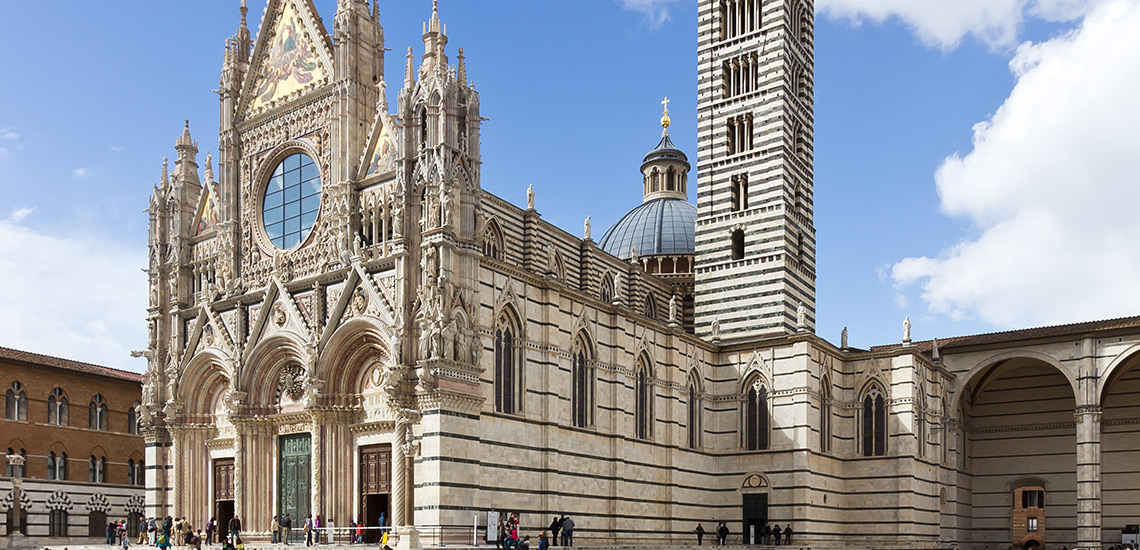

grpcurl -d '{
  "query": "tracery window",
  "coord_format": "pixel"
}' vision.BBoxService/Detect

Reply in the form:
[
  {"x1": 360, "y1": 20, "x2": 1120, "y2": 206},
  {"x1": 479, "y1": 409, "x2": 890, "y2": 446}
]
[
  {"x1": 644, "y1": 294, "x2": 657, "y2": 321},
  {"x1": 571, "y1": 334, "x2": 595, "y2": 428},
  {"x1": 600, "y1": 272, "x2": 615, "y2": 304},
  {"x1": 687, "y1": 375, "x2": 702, "y2": 449},
  {"x1": 88, "y1": 455, "x2": 96, "y2": 482},
  {"x1": 128, "y1": 459, "x2": 136, "y2": 486},
  {"x1": 136, "y1": 459, "x2": 145, "y2": 486},
  {"x1": 731, "y1": 175, "x2": 749, "y2": 211},
  {"x1": 6, "y1": 382, "x2": 27, "y2": 421},
  {"x1": 862, "y1": 387, "x2": 887, "y2": 457},
  {"x1": 494, "y1": 309, "x2": 523, "y2": 414},
  {"x1": 89, "y1": 394, "x2": 108, "y2": 431},
  {"x1": 744, "y1": 376, "x2": 770, "y2": 450},
  {"x1": 482, "y1": 220, "x2": 503, "y2": 260},
  {"x1": 128, "y1": 401, "x2": 140, "y2": 434},
  {"x1": 634, "y1": 357, "x2": 655, "y2": 440},
  {"x1": 916, "y1": 387, "x2": 926, "y2": 458},
  {"x1": 48, "y1": 452, "x2": 58, "y2": 480},
  {"x1": 48, "y1": 388, "x2": 68, "y2": 426}
]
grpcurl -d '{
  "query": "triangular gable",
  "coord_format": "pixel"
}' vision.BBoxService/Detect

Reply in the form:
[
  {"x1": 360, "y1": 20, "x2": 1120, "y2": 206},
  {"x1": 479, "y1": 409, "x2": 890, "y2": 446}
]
[
  {"x1": 195, "y1": 183, "x2": 219, "y2": 236},
  {"x1": 358, "y1": 100, "x2": 399, "y2": 178},
  {"x1": 240, "y1": 0, "x2": 334, "y2": 119}
]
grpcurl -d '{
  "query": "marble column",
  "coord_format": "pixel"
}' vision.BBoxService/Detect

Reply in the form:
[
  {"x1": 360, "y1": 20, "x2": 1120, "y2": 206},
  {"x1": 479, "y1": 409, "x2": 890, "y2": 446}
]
[
  {"x1": 391, "y1": 427, "x2": 406, "y2": 528},
  {"x1": 1076, "y1": 406, "x2": 1102, "y2": 549}
]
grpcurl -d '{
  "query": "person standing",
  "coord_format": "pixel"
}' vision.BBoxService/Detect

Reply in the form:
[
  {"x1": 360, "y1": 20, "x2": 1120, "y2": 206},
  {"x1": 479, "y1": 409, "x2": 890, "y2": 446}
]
[
  {"x1": 762, "y1": 524, "x2": 772, "y2": 545},
  {"x1": 560, "y1": 516, "x2": 574, "y2": 548},
  {"x1": 205, "y1": 518, "x2": 215, "y2": 546},
  {"x1": 227, "y1": 516, "x2": 241, "y2": 544},
  {"x1": 272, "y1": 515, "x2": 280, "y2": 544},
  {"x1": 108, "y1": 520, "x2": 118, "y2": 546},
  {"x1": 304, "y1": 514, "x2": 313, "y2": 547},
  {"x1": 538, "y1": 531, "x2": 549, "y2": 550},
  {"x1": 773, "y1": 524, "x2": 783, "y2": 546},
  {"x1": 283, "y1": 514, "x2": 293, "y2": 545},
  {"x1": 716, "y1": 522, "x2": 728, "y2": 546},
  {"x1": 784, "y1": 524, "x2": 793, "y2": 545},
  {"x1": 549, "y1": 517, "x2": 561, "y2": 547},
  {"x1": 695, "y1": 523, "x2": 706, "y2": 546}
]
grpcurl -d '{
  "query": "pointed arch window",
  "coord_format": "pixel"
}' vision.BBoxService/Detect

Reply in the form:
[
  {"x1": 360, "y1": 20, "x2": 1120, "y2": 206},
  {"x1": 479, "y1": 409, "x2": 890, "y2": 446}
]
[
  {"x1": 128, "y1": 459, "x2": 136, "y2": 486},
  {"x1": 687, "y1": 377, "x2": 702, "y2": 449},
  {"x1": 48, "y1": 388, "x2": 69, "y2": 426},
  {"x1": 128, "y1": 401, "x2": 140, "y2": 435},
  {"x1": 635, "y1": 358, "x2": 654, "y2": 440},
  {"x1": 494, "y1": 310, "x2": 523, "y2": 415},
  {"x1": 571, "y1": 335, "x2": 595, "y2": 428},
  {"x1": 744, "y1": 378, "x2": 770, "y2": 450},
  {"x1": 136, "y1": 459, "x2": 145, "y2": 486},
  {"x1": 600, "y1": 272, "x2": 615, "y2": 304},
  {"x1": 916, "y1": 388, "x2": 926, "y2": 458},
  {"x1": 419, "y1": 105, "x2": 429, "y2": 150},
  {"x1": 89, "y1": 455, "x2": 97, "y2": 482},
  {"x1": 482, "y1": 220, "x2": 503, "y2": 260},
  {"x1": 644, "y1": 294, "x2": 657, "y2": 321},
  {"x1": 820, "y1": 376, "x2": 832, "y2": 453},
  {"x1": 89, "y1": 394, "x2": 108, "y2": 431},
  {"x1": 862, "y1": 389, "x2": 887, "y2": 457},
  {"x1": 47, "y1": 452, "x2": 57, "y2": 480},
  {"x1": 6, "y1": 381, "x2": 27, "y2": 421}
]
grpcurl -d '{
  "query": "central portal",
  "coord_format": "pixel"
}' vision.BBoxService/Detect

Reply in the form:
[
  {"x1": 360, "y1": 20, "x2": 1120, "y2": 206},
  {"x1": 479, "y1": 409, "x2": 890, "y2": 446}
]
[{"x1": 279, "y1": 433, "x2": 312, "y2": 532}]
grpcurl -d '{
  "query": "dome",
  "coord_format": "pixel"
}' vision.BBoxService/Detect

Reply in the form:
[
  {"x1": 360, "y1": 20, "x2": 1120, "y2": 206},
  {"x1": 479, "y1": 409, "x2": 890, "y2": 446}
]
[{"x1": 598, "y1": 197, "x2": 697, "y2": 260}]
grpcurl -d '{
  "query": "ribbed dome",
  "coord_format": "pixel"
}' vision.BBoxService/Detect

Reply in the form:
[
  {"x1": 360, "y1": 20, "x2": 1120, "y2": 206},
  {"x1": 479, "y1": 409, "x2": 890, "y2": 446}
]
[{"x1": 598, "y1": 197, "x2": 697, "y2": 260}]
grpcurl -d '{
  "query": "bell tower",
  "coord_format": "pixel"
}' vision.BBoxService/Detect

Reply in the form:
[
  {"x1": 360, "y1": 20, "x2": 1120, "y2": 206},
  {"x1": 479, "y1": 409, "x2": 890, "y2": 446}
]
[{"x1": 694, "y1": 0, "x2": 816, "y2": 341}]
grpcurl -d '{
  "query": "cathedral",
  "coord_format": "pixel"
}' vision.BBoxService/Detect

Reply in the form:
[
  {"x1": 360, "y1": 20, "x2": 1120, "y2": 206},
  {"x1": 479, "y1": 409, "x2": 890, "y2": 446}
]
[{"x1": 140, "y1": 1, "x2": 1140, "y2": 549}]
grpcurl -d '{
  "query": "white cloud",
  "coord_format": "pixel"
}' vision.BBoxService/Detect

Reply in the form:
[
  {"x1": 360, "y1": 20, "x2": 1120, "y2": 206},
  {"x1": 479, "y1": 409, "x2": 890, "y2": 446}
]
[
  {"x1": 9, "y1": 207, "x2": 35, "y2": 222},
  {"x1": 0, "y1": 214, "x2": 148, "y2": 371},
  {"x1": 618, "y1": 0, "x2": 679, "y2": 29},
  {"x1": 816, "y1": 0, "x2": 1108, "y2": 50},
  {"x1": 890, "y1": 0, "x2": 1140, "y2": 328},
  {"x1": 0, "y1": 146, "x2": 11, "y2": 158},
  {"x1": 111, "y1": 145, "x2": 125, "y2": 153},
  {"x1": 73, "y1": 167, "x2": 89, "y2": 178},
  {"x1": 0, "y1": 127, "x2": 17, "y2": 140}
]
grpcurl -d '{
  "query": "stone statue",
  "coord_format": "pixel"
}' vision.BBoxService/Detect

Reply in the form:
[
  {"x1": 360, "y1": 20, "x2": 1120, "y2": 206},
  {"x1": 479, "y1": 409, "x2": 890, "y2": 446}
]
[
  {"x1": 526, "y1": 184, "x2": 535, "y2": 209},
  {"x1": 711, "y1": 317, "x2": 721, "y2": 340},
  {"x1": 613, "y1": 272, "x2": 623, "y2": 304},
  {"x1": 391, "y1": 198, "x2": 404, "y2": 237},
  {"x1": 471, "y1": 333, "x2": 483, "y2": 365},
  {"x1": 630, "y1": 246, "x2": 639, "y2": 264},
  {"x1": 903, "y1": 316, "x2": 912, "y2": 343},
  {"x1": 841, "y1": 326, "x2": 848, "y2": 349},
  {"x1": 669, "y1": 295, "x2": 678, "y2": 324},
  {"x1": 584, "y1": 215, "x2": 592, "y2": 240},
  {"x1": 440, "y1": 186, "x2": 453, "y2": 227},
  {"x1": 796, "y1": 302, "x2": 807, "y2": 330},
  {"x1": 931, "y1": 337, "x2": 941, "y2": 362},
  {"x1": 546, "y1": 242, "x2": 558, "y2": 276}
]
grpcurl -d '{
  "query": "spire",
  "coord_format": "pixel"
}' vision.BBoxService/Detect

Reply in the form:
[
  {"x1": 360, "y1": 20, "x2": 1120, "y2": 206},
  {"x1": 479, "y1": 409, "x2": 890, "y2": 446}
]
[
  {"x1": 204, "y1": 151, "x2": 214, "y2": 184},
  {"x1": 234, "y1": 0, "x2": 251, "y2": 63},
  {"x1": 161, "y1": 157, "x2": 169, "y2": 187},
  {"x1": 173, "y1": 120, "x2": 200, "y2": 186},
  {"x1": 405, "y1": 46, "x2": 415, "y2": 87},
  {"x1": 457, "y1": 47, "x2": 467, "y2": 85},
  {"x1": 660, "y1": 96, "x2": 671, "y2": 137},
  {"x1": 422, "y1": 0, "x2": 448, "y2": 71}
]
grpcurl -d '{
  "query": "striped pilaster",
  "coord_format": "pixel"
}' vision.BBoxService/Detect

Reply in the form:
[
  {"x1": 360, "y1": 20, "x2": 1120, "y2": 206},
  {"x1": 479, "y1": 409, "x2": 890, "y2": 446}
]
[{"x1": 694, "y1": 0, "x2": 817, "y2": 342}]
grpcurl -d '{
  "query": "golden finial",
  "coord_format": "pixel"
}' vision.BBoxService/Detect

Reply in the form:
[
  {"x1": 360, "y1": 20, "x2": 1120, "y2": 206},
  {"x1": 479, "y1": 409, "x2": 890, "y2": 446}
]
[{"x1": 660, "y1": 96, "x2": 671, "y2": 131}]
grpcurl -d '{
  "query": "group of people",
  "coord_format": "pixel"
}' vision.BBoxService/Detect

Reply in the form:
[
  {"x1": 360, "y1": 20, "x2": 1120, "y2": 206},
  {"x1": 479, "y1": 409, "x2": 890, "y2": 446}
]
[
  {"x1": 695, "y1": 521, "x2": 794, "y2": 546},
  {"x1": 494, "y1": 513, "x2": 576, "y2": 550},
  {"x1": 270, "y1": 513, "x2": 389, "y2": 546}
]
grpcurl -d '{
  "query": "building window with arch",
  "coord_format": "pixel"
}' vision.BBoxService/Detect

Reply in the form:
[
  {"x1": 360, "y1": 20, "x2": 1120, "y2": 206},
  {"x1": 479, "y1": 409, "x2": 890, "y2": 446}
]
[
  {"x1": 128, "y1": 401, "x2": 140, "y2": 435},
  {"x1": 600, "y1": 272, "x2": 615, "y2": 304},
  {"x1": 89, "y1": 394, "x2": 108, "y2": 431},
  {"x1": 571, "y1": 335, "x2": 594, "y2": 428},
  {"x1": 744, "y1": 377, "x2": 770, "y2": 450},
  {"x1": 494, "y1": 310, "x2": 523, "y2": 415},
  {"x1": 731, "y1": 176, "x2": 749, "y2": 212},
  {"x1": 6, "y1": 448, "x2": 26, "y2": 477},
  {"x1": 128, "y1": 459, "x2": 137, "y2": 485},
  {"x1": 48, "y1": 388, "x2": 69, "y2": 426},
  {"x1": 635, "y1": 358, "x2": 654, "y2": 440},
  {"x1": 644, "y1": 294, "x2": 657, "y2": 321},
  {"x1": 48, "y1": 452, "x2": 58, "y2": 480},
  {"x1": 732, "y1": 229, "x2": 745, "y2": 260},
  {"x1": 915, "y1": 388, "x2": 926, "y2": 458},
  {"x1": 136, "y1": 459, "x2": 145, "y2": 486},
  {"x1": 862, "y1": 389, "x2": 887, "y2": 457},
  {"x1": 6, "y1": 381, "x2": 27, "y2": 421},
  {"x1": 89, "y1": 455, "x2": 107, "y2": 483},
  {"x1": 687, "y1": 377, "x2": 702, "y2": 449},
  {"x1": 482, "y1": 220, "x2": 503, "y2": 260},
  {"x1": 820, "y1": 376, "x2": 832, "y2": 453},
  {"x1": 49, "y1": 509, "x2": 67, "y2": 537}
]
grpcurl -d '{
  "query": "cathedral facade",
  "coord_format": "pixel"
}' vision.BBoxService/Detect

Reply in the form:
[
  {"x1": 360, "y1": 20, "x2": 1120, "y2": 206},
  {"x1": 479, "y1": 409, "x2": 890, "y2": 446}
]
[{"x1": 140, "y1": 2, "x2": 1140, "y2": 549}]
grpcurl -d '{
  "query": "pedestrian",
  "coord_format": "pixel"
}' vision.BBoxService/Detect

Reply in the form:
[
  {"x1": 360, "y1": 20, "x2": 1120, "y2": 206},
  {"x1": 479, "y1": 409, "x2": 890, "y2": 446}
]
[
  {"x1": 784, "y1": 524, "x2": 793, "y2": 545},
  {"x1": 228, "y1": 516, "x2": 241, "y2": 544},
  {"x1": 773, "y1": 524, "x2": 783, "y2": 546},
  {"x1": 149, "y1": 517, "x2": 158, "y2": 546},
  {"x1": 273, "y1": 515, "x2": 280, "y2": 544},
  {"x1": 234, "y1": 536, "x2": 245, "y2": 550},
  {"x1": 122, "y1": 526, "x2": 131, "y2": 550},
  {"x1": 716, "y1": 522, "x2": 728, "y2": 546},
  {"x1": 205, "y1": 518, "x2": 215, "y2": 546},
  {"x1": 538, "y1": 531, "x2": 549, "y2": 550},
  {"x1": 108, "y1": 520, "x2": 118, "y2": 546},
  {"x1": 283, "y1": 514, "x2": 293, "y2": 545},
  {"x1": 304, "y1": 514, "x2": 313, "y2": 547},
  {"x1": 139, "y1": 517, "x2": 150, "y2": 545},
  {"x1": 561, "y1": 516, "x2": 575, "y2": 548},
  {"x1": 356, "y1": 520, "x2": 365, "y2": 544},
  {"x1": 519, "y1": 536, "x2": 531, "y2": 550},
  {"x1": 695, "y1": 523, "x2": 705, "y2": 546},
  {"x1": 313, "y1": 515, "x2": 322, "y2": 545},
  {"x1": 549, "y1": 517, "x2": 561, "y2": 547}
]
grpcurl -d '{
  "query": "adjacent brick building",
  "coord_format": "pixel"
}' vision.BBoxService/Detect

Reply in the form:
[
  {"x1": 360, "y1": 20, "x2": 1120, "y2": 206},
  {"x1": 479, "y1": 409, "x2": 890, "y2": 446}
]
[{"x1": 1, "y1": 346, "x2": 146, "y2": 545}]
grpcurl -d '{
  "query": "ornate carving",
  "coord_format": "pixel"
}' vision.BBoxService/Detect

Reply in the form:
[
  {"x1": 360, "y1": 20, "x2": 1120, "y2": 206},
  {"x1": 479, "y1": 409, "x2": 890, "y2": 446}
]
[{"x1": 279, "y1": 365, "x2": 306, "y2": 400}]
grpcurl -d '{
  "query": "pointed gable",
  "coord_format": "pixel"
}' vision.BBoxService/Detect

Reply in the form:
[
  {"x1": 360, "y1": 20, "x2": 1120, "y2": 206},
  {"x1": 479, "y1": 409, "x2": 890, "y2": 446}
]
[
  {"x1": 359, "y1": 107, "x2": 398, "y2": 178},
  {"x1": 240, "y1": 0, "x2": 334, "y2": 118},
  {"x1": 195, "y1": 184, "x2": 219, "y2": 236}
]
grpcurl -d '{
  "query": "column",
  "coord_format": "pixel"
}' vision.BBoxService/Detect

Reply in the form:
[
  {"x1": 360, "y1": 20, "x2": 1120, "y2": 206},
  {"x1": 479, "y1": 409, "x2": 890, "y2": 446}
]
[
  {"x1": 311, "y1": 417, "x2": 323, "y2": 521},
  {"x1": 1075, "y1": 406, "x2": 1102, "y2": 550},
  {"x1": 233, "y1": 423, "x2": 245, "y2": 523},
  {"x1": 391, "y1": 425, "x2": 407, "y2": 528}
]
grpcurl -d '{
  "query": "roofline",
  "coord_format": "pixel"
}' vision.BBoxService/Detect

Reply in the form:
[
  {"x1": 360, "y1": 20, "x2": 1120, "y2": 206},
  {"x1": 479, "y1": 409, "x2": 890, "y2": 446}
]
[
  {"x1": 869, "y1": 314, "x2": 1140, "y2": 354},
  {"x1": 0, "y1": 346, "x2": 146, "y2": 384}
]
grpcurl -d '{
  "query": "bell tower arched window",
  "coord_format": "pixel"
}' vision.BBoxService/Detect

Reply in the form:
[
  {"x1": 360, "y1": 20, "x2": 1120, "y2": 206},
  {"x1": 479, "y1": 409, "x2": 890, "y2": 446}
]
[
  {"x1": 731, "y1": 229, "x2": 745, "y2": 260},
  {"x1": 744, "y1": 377, "x2": 770, "y2": 450},
  {"x1": 494, "y1": 309, "x2": 523, "y2": 414}
]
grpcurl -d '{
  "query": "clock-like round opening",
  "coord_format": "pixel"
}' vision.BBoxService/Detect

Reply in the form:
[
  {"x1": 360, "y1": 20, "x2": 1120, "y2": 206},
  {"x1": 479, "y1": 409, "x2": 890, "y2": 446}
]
[{"x1": 262, "y1": 152, "x2": 322, "y2": 249}]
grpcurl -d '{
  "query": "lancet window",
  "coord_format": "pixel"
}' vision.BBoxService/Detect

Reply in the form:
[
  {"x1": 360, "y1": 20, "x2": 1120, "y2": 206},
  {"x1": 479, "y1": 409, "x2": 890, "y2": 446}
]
[
  {"x1": 743, "y1": 376, "x2": 770, "y2": 450},
  {"x1": 719, "y1": 0, "x2": 763, "y2": 40},
  {"x1": 687, "y1": 375, "x2": 702, "y2": 449},
  {"x1": 862, "y1": 385, "x2": 887, "y2": 457},
  {"x1": 6, "y1": 381, "x2": 27, "y2": 421},
  {"x1": 89, "y1": 394, "x2": 108, "y2": 431},
  {"x1": 48, "y1": 387, "x2": 69, "y2": 426},
  {"x1": 726, "y1": 115, "x2": 754, "y2": 155},
  {"x1": 494, "y1": 309, "x2": 523, "y2": 414},
  {"x1": 571, "y1": 334, "x2": 595, "y2": 428},
  {"x1": 635, "y1": 357, "x2": 655, "y2": 440}
]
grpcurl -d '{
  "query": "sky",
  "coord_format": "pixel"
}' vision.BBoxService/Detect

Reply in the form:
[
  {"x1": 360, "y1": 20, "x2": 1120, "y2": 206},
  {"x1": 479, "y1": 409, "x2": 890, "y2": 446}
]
[{"x1": 0, "y1": 0, "x2": 1138, "y2": 371}]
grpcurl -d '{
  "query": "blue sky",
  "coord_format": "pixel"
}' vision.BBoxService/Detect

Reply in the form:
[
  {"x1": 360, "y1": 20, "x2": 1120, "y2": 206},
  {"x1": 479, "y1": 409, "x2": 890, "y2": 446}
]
[{"x1": 1, "y1": 0, "x2": 1138, "y2": 370}]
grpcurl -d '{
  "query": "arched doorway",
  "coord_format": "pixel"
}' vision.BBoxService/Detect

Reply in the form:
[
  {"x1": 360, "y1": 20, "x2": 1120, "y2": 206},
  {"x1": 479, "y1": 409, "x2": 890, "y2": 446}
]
[
  {"x1": 740, "y1": 473, "x2": 769, "y2": 545},
  {"x1": 954, "y1": 356, "x2": 1077, "y2": 548},
  {"x1": 1101, "y1": 350, "x2": 1140, "y2": 548}
]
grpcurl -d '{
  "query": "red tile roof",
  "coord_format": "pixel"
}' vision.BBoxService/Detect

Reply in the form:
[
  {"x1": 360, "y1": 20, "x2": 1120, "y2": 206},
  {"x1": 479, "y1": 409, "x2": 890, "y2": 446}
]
[
  {"x1": 0, "y1": 346, "x2": 145, "y2": 383},
  {"x1": 870, "y1": 315, "x2": 1140, "y2": 353}
]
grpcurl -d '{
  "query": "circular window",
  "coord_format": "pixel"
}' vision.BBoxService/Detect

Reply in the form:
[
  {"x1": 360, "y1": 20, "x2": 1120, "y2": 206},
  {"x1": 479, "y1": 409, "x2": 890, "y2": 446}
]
[{"x1": 263, "y1": 152, "x2": 322, "y2": 249}]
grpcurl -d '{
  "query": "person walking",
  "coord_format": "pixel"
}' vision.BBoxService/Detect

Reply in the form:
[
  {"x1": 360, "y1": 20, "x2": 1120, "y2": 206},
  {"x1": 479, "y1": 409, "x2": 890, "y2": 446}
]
[
  {"x1": 695, "y1": 523, "x2": 706, "y2": 546},
  {"x1": 139, "y1": 517, "x2": 150, "y2": 545},
  {"x1": 549, "y1": 517, "x2": 561, "y2": 547},
  {"x1": 784, "y1": 524, "x2": 793, "y2": 545},
  {"x1": 204, "y1": 518, "x2": 215, "y2": 546},
  {"x1": 304, "y1": 514, "x2": 313, "y2": 547},
  {"x1": 560, "y1": 516, "x2": 574, "y2": 548},
  {"x1": 716, "y1": 522, "x2": 728, "y2": 546}
]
